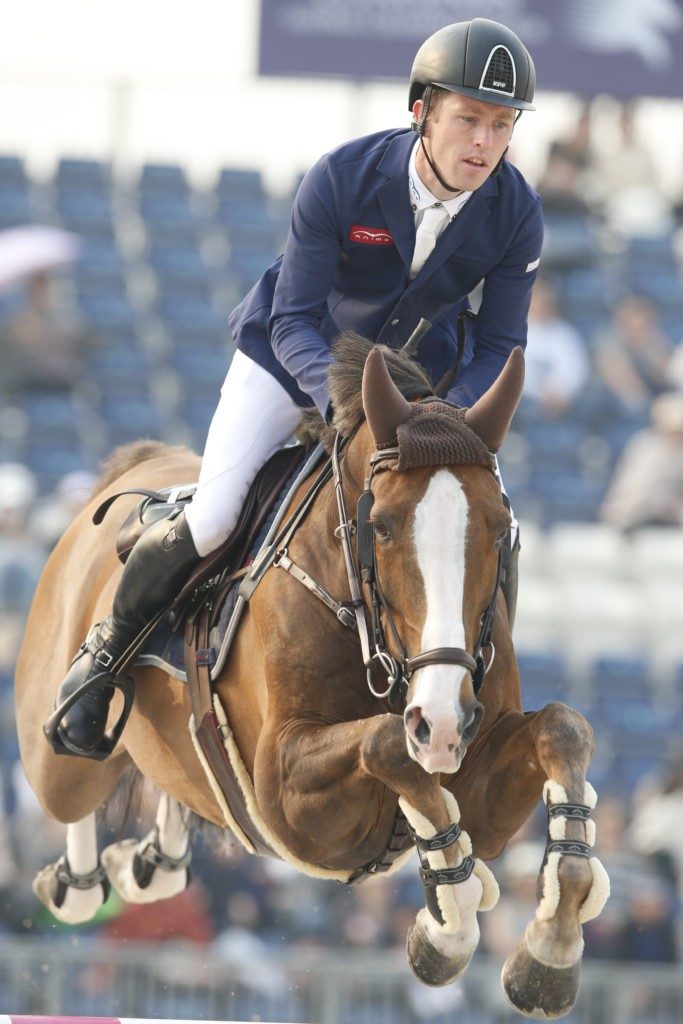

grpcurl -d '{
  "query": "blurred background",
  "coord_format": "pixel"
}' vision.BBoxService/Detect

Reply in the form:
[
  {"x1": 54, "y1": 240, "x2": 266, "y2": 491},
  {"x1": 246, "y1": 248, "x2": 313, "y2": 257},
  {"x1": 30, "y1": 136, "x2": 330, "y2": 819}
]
[{"x1": 1, "y1": 1, "x2": 683, "y2": 1021}]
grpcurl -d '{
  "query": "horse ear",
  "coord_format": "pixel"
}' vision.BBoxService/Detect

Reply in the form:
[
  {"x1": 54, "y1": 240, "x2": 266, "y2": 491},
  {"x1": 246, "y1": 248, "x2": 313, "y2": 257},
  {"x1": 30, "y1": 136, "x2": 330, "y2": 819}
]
[
  {"x1": 464, "y1": 347, "x2": 525, "y2": 452},
  {"x1": 362, "y1": 347, "x2": 413, "y2": 446}
]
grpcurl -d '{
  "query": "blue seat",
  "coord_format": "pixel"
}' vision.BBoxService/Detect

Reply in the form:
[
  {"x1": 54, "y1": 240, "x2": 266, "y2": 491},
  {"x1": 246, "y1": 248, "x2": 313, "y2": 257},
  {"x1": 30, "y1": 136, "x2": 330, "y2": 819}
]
[
  {"x1": 75, "y1": 239, "x2": 127, "y2": 287},
  {"x1": 588, "y1": 653, "x2": 649, "y2": 687},
  {"x1": 557, "y1": 267, "x2": 613, "y2": 314},
  {"x1": 154, "y1": 272, "x2": 213, "y2": 303},
  {"x1": 139, "y1": 193, "x2": 199, "y2": 236},
  {"x1": 217, "y1": 194, "x2": 282, "y2": 227},
  {"x1": 166, "y1": 322, "x2": 232, "y2": 352},
  {"x1": 0, "y1": 154, "x2": 28, "y2": 186},
  {"x1": 215, "y1": 167, "x2": 265, "y2": 200},
  {"x1": 225, "y1": 216, "x2": 286, "y2": 254},
  {"x1": 177, "y1": 394, "x2": 220, "y2": 434},
  {"x1": 517, "y1": 651, "x2": 571, "y2": 708},
  {"x1": 98, "y1": 395, "x2": 162, "y2": 442},
  {"x1": 140, "y1": 162, "x2": 189, "y2": 195},
  {"x1": 24, "y1": 444, "x2": 92, "y2": 493},
  {"x1": 157, "y1": 293, "x2": 223, "y2": 333},
  {"x1": 20, "y1": 392, "x2": 79, "y2": 429},
  {"x1": 55, "y1": 158, "x2": 110, "y2": 191},
  {"x1": 78, "y1": 290, "x2": 137, "y2": 331},
  {"x1": 0, "y1": 186, "x2": 32, "y2": 228},
  {"x1": 225, "y1": 250, "x2": 275, "y2": 291},
  {"x1": 541, "y1": 215, "x2": 597, "y2": 269},
  {"x1": 87, "y1": 344, "x2": 152, "y2": 398},
  {"x1": 58, "y1": 190, "x2": 114, "y2": 233},
  {"x1": 148, "y1": 241, "x2": 207, "y2": 281},
  {"x1": 628, "y1": 269, "x2": 683, "y2": 309},
  {"x1": 610, "y1": 731, "x2": 669, "y2": 791},
  {"x1": 170, "y1": 346, "x2": 229, "y2": 380},
  {"x1": 623, "y1": 232, "x2": 676, "y2": 265}
]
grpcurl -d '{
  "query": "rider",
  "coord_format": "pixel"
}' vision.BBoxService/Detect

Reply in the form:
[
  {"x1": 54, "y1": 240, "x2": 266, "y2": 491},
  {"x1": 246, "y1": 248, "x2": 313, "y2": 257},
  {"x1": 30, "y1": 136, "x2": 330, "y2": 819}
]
[{"x1": 57, "y1": 17, "x2": 542, "y2": 757}]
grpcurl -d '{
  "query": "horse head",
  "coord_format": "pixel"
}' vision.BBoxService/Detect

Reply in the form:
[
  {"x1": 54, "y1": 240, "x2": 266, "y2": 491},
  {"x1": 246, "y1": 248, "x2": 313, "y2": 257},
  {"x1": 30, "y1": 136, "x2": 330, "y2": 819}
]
[{"x1": 358, "y1": 345, "x2": 524, "y2": 774}]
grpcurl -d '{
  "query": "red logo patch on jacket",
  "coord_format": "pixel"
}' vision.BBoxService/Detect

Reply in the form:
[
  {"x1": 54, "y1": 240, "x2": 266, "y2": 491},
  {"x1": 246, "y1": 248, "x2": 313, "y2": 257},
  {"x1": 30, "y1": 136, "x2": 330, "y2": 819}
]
[{"x1": 349, "y1": 225, "x2": 394, "y2": 246}]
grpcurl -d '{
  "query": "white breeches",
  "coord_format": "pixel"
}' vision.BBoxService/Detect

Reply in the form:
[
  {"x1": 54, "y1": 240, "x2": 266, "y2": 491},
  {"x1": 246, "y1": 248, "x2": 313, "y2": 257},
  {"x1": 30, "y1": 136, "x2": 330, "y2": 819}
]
[{"x1": 184, "y1": 350, "x2": 302, "y2": 557}]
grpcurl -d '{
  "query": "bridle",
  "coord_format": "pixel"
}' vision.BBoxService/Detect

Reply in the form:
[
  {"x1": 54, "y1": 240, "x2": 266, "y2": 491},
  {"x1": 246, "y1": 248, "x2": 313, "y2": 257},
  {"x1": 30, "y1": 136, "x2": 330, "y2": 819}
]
[
  {"x1": 332, "y1": 432, "x2": 505, "y2": 706},
  {"x1": 274, "y1": 429, "x2": 506, "y2": 709}
]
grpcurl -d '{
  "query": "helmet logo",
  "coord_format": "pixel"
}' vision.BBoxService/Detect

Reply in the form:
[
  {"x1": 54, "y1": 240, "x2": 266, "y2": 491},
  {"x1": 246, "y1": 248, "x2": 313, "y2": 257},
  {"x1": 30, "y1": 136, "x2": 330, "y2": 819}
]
[{"x1": 480, "y1": 45, "x2": 516, "y2": 97}]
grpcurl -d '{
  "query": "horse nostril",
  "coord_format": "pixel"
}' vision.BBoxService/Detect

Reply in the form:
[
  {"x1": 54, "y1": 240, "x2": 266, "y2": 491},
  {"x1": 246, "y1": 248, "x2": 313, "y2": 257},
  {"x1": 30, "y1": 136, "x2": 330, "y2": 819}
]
[
  {"x1": 404, "y1": 706, "x2": 432, "y2": 747},
  {"x1": 461, "y1": 702, "x2": 484, "y2": 744},
  {"x1": 415, "y1": 715, "x2": 431, "y2": 745}
]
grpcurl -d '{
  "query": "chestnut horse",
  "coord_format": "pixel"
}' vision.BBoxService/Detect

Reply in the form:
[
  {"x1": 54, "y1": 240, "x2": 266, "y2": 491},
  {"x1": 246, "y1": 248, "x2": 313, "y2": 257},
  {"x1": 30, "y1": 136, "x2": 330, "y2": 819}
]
[{"x1": 15, "y1": 340, "x2": 608, "y2": 1018}]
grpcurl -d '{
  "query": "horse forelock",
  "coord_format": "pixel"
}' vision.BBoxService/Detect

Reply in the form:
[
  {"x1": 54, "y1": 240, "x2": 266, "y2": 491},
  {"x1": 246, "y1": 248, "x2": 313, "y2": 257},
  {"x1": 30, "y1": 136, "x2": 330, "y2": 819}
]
[{"x1": 299, "y1": 333, "x2": 434, "y2": 450}]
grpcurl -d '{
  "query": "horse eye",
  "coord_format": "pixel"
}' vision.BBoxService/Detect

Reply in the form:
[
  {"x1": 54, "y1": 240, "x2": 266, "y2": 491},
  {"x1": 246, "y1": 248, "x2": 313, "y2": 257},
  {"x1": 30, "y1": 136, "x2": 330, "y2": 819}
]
[{"x1": 374, "y1": 520, "x2": 390, "y2": 540}]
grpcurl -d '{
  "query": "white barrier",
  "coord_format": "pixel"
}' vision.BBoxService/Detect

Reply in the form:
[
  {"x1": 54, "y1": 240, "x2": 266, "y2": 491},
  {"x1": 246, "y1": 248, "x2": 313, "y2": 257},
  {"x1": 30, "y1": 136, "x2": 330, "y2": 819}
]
[{"x1": 2, "y1": 1018, "x2": 299, "y2": 1024}]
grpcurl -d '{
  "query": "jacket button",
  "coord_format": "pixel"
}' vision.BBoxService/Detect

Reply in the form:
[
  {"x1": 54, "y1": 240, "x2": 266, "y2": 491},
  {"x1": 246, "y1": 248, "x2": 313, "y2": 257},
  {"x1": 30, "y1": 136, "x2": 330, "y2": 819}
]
[{"x1": 391, "y1": 318, "x2": 400, "y2": 325}]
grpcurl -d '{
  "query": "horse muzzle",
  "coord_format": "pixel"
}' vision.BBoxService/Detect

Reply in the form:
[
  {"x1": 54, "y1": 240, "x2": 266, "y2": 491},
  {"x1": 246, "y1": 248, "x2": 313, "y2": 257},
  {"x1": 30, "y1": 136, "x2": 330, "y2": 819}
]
[{"x1": 404, "y1": 692, "x2": 484, "y2": 774}]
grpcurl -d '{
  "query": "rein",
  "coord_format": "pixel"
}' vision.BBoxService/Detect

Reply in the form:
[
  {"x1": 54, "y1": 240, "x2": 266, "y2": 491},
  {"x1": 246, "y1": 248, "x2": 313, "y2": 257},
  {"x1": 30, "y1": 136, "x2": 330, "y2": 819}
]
[{"x1": 273, "y1": 430, "x2": 504, "y2": 708}]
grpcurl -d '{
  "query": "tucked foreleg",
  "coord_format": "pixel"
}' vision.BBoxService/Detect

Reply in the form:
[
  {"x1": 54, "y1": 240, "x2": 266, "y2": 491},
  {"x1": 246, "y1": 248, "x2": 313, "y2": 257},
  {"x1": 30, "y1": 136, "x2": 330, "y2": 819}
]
[
  {"x1": 496, "y1": 703, "x2": 610, "y2": 1020},
  {"x1": 259, "y1": 713, "x2": 498, "y2": 987}
]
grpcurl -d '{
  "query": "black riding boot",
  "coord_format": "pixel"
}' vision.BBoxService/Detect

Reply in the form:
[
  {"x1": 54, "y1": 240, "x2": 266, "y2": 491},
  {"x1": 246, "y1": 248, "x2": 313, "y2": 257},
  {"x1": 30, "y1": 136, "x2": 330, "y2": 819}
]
[
  {"x1": 500, "y1": 531, "x2": 520, "y2": 632},
  {"x1": 56, "y1": 510, "x2": 200, "y2": 756}
]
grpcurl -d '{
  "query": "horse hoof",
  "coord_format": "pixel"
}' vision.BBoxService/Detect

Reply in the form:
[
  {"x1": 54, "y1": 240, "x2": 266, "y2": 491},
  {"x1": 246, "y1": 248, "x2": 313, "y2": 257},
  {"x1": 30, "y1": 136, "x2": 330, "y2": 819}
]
[
  {"x1": 32, "y1": 861, "x2": 108, "y2": 925},
  {"x1": 502, "y1": 938, "x2": 580, "y2": 1019},
  {"x1": 406, "y1": 916, "x2": 473, "y2": 987}
]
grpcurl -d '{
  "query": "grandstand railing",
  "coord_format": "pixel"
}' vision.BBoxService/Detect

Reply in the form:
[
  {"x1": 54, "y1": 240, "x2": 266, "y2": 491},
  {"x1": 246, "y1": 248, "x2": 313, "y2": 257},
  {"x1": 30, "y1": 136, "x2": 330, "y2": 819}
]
[{"x1": 0, "y1": 937, "x2": 681, "y2": 1023}]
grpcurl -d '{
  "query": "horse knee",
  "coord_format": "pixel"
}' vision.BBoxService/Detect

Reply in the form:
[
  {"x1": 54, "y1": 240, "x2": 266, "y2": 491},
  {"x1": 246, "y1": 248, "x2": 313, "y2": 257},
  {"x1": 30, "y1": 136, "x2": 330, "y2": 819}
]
[{"x1": 531, "y1": 702, "x2": 594, "y2": 765}]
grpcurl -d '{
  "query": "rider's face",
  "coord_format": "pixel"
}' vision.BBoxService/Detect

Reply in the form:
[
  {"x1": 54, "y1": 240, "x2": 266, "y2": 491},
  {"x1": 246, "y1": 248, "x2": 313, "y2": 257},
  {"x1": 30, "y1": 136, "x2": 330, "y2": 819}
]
[{"x1": 413, "y1": 92, "x2": 515, "y2": 198}]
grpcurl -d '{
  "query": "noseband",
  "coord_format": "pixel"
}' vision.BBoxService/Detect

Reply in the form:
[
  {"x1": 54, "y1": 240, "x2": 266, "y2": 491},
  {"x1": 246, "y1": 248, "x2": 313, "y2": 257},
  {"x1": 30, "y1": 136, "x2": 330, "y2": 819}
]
[{"x1": 332, "y1": 434, "x2": 505, "y2": 706}]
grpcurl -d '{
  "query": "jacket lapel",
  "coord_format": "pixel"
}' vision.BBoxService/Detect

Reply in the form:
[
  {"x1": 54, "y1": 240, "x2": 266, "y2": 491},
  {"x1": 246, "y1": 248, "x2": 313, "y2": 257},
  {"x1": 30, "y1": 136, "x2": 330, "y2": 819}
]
[
  {"x1": 374, "y1": 131, "x2": 500, "y2": 279},
  {"x1": 415, "y1": 175, "x2": 499, "y2": 281},
  {"x1": 376, "y1": 133, "x2": 417, "y2": 272}
]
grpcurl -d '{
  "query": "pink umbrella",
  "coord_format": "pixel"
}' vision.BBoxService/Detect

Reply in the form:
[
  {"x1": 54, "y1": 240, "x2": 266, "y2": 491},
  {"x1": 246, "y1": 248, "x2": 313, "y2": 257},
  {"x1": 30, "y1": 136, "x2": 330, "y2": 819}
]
[{"x1": 0, "y1": 224, "x2": 81, "y2": 294}]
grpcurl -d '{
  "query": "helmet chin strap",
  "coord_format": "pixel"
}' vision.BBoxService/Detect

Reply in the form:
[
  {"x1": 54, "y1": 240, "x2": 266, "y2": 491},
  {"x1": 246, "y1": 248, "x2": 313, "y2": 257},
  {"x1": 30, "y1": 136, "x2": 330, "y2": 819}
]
[
  {"x1": 418, "y1": 136, "x2": 464, "y2": 195},
  {"x1": 412, "y1": 86, "x2": 464, "y2": 195}
]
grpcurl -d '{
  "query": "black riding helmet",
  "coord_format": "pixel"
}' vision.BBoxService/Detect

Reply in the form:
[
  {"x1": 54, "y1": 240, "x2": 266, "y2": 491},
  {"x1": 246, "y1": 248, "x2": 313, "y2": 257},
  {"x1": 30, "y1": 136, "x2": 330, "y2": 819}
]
[
  {"x1": 409, "y1": 19, "x2": 536, "y2": 191},
  {"x1": 409, "y1": 18, "x2": 536, "y2": 115}
]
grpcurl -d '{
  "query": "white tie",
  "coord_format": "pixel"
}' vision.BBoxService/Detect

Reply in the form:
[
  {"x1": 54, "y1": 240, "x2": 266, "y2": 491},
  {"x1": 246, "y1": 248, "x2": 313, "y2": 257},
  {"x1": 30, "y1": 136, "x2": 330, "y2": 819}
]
[{"x1": 410, "y1": 203, "x2": 447, "y2": 279}]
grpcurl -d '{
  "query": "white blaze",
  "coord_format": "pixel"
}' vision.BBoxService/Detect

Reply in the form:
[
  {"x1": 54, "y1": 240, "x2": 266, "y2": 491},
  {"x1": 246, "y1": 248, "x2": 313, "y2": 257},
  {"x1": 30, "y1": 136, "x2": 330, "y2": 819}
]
[
  {"x1": 414, "y1": 470, "x2": 469, "y2": 653},
  {"x1": 407, "y1": 470, "x2": 471, "y2": 772}
]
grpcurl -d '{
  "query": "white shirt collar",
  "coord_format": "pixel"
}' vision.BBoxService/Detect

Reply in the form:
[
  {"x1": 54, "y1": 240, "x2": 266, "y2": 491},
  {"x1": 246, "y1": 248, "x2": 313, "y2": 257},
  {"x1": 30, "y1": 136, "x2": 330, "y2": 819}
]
[{"x1": 408, "y1": 139, "x2": 472, "y2": 219}]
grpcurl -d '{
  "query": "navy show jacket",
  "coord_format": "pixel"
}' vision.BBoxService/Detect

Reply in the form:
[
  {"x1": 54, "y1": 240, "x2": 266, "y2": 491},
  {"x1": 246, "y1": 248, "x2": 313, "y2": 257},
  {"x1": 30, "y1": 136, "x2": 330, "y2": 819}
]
[{"x1": 228, "y1": 127, "x2": 543, "y2": 415}]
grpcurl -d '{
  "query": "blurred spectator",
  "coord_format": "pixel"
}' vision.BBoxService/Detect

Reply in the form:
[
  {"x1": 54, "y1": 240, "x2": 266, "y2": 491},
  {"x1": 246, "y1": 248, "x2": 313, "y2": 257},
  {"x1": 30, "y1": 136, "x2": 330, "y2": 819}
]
[
  {"x1": 594, "y1": 295, "x2": 673, "y2": 415},
  {"x1": 550, "y1": 101, "x2": 594, "y2": 173},
  {"x1": 536, "y1": 143, "x2": 592, "y2": 218},
  {"x1": 595, "y1": 103, "x2": 674, "y2": 238},
  {"x1": 0, "y1": 270, "x2": 92, "y2": 398},
  {"x1": 600, "y1": 391, "x2": 683, "y2": 531},
  {"x1": 0, "y1": 462, "x2": 44, "y2": 616},
  {"x1": 523, "y1": 277, "x2": 590, "y2": 417},
  {"x1": 102, "y1": 880, "x2": 215, "y2": 944},
  {"x1": 631, "y1": 753, "x2": 683, "y2": 894},
  {"x1": 30, "y1": 469, "x2": 96, "y2": 550}
]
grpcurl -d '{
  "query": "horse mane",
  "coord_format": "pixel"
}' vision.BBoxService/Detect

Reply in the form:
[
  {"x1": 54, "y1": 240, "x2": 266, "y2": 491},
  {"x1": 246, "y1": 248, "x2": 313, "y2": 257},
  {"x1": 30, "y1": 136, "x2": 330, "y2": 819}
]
[
  {"x1": 299, "y1": 332, "x2": 435, "y2": 448},
  {"x1": 92, "y1": 439, "x2": 192, "y2": 496}
]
